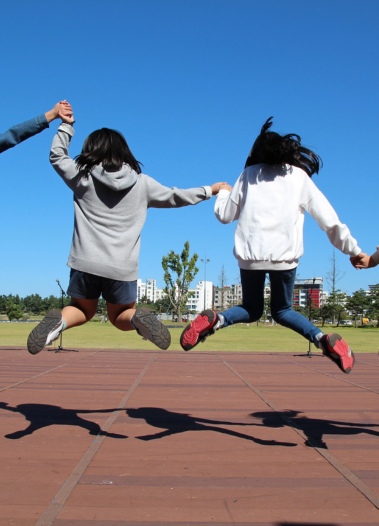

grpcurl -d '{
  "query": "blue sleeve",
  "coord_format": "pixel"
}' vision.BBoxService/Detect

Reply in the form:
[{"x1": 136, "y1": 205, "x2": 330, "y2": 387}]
[{"x1": 0, "y1": 114, "x2": 49, "y2": 154}]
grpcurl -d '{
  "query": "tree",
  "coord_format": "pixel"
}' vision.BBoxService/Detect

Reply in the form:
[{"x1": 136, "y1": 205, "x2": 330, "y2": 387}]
[
  {"x1": 154, "y1": 296, "x2": 172, "y2": 314},
  {"x1": 318, "y1": 302, "x2": 335, "y2": 326},
  {"x1": 323, "y1": 290, "x2": 347, "y2": 326},
  {"x1": 345, "y1": 289, "x2": 368, "y2": 328},
  {"x1": 6, "y1": 302, "x2": 24, "y2": 321},
  {"x1": 325, "y1": 249, "x2": 346, "y2": 322},
  {"x1": 365, "y1": 285, "x2": 379, "y2": 327},
  {"x1": 136, "y1": 295, "x2": 154, "y2": 310},
  {"x1": 162, "y1": 241, "x2": 199, "y2": 322},
  {"x1": 23, "y1": 294, "x2": 43, "y2": 315},
  {"x1": 216, "y1": 265, "x2": 228, "y2": 311}
]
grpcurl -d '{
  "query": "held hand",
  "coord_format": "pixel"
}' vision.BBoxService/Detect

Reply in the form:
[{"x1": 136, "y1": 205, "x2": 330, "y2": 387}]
[
  {"x1": 58, "y1": 109, "x2": 75, "y2": 124},
  {"x1": 350, "y1": 252, "x2": 377, "y2": 269},
  {"x1": 210, "y1": 182, "x2": 232, "y2": 195},
  {"x1": 45, "y1": 100, "x2": 73, "y2": 123}
]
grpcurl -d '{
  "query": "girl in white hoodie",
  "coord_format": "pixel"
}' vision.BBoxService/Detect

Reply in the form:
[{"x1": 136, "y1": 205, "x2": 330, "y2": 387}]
[{"x1": 180, "y1": 118, "x2": 363, "y2": 374}]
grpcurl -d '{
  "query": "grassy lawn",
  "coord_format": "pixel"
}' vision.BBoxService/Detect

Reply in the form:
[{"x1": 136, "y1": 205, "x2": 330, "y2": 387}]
[{"x1": 0, "y1": 321, "x2": 378, "y2": 353}]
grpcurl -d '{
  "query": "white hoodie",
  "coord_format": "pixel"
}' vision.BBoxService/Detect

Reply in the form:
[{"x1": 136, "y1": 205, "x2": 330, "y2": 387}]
[{"x1": 215, "y1": 164, "x2": 361, "y2": 271}]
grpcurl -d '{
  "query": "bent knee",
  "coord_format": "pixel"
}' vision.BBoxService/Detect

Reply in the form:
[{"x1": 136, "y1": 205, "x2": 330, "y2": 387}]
[{"x1": 243, "y1": 306, "x2": 264, "y2": 322}]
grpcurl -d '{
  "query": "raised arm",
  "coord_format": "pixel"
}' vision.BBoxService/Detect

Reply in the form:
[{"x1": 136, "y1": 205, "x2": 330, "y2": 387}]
[
  {"x1": 0, "y1": 101, "x2": 72, "y2": 154},
  {"x1": 49, "y1": 123, "x2": 80, "y2": 188}
]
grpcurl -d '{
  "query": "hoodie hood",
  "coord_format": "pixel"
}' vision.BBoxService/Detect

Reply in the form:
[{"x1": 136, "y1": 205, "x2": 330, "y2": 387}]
[{"x1": 90, "y1": 163, "x2": 139, "y2": 191}]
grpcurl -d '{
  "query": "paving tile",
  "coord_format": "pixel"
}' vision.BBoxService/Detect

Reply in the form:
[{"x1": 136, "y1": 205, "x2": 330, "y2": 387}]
[{"x1": 0, "y1": 348, "x2": 379, "y2": 525}]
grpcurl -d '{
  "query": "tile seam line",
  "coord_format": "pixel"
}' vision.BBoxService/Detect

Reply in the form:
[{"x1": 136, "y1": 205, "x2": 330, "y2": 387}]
[
  {"x1": 0, "y1": 350, "x2": 102, "y2": 393},
  {"x1": 276, "y1": 354, "x2": 379, "y2": 395},
  {"x1": 34, "y1": 352, "x2": 156, "y2": 526},
  {"x1": 214, "y1": 351, "x2": 379, "y2": 511},
  {"x1": 355, "y1": 358, "x2": 379, "y2": 368}
]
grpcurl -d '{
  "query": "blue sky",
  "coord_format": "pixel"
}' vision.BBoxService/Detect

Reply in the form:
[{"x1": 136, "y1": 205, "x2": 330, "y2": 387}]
[{"x1": 1, "y1": 0, "x2": 378, "y2": 297}]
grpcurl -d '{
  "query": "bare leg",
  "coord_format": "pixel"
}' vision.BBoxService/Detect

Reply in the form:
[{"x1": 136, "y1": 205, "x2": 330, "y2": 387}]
[
  {"x1": 106, "y1": 302, "x2": 136, "y2": 331},
  {"x1": 62, "y1": 298, "x2": 99, "y2": 329}
]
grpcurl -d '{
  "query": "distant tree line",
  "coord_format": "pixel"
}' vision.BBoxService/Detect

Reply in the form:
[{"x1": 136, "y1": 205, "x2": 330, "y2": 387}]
[
  {"x1": 0, "y1": 294, "x2": 72, "y2": 321},
  {"x1": 0, "y1": 292, "x2": 176, "y2": 322},
  {"x1": 292, "y1": 285, "x2": 379, "y2": 328}
]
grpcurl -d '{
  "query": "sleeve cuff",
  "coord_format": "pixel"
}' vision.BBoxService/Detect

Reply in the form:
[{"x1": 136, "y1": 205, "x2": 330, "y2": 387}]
[
  {"x1": 202, "y1": 186, "x2": 212, "y2": 200},
  {"x1": 58, "y1": 123, "x2": 75, "y2": 136},
  {"x1": 350, "y1": 246, "x2": 361, "y2": 257},
  {"x1": 372, "y1": 247, "x2": 379, "y2": 264}
]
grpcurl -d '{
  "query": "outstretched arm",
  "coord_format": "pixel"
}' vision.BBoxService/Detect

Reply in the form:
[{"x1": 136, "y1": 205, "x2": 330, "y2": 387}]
[
  {"x1": 214, "y1": 183, "x2": 240, "y2": 224},
  {"x1": 305, "y1": 187, "x2": 361, "y2": 257},
  {"x1": 0, "y1": 101, "x2": 72, "y2": 154},
  {"x1": 146, "y1": 176, "x2": 213, "y2": 208}
]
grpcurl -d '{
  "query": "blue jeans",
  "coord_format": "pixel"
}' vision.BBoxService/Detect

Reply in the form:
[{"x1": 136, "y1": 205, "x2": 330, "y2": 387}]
[{"x1": 222, "y1": 268, "x2": 322, "y2": 343}]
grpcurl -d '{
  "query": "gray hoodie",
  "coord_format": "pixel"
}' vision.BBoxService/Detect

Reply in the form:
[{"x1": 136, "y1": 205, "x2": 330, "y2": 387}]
[{"x1": 50, "y1": 123, "x2": 211, "y2": 281}]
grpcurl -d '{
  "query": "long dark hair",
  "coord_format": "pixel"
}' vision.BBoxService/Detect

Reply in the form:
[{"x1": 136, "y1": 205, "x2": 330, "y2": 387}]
[
  {"x1": 245, "y1": 117, "x2": 322, "y2": 177},
  {"x1": 75, "y1": 128, "x2": 142, "y2": 176}
]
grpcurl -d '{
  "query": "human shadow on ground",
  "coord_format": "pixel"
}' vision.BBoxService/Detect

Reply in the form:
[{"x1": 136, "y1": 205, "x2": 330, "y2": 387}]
[
  {"x1": 0, "y1": 402, "x2": 127, "y2": 439},
  {"x1": 251, "y1": 410, "x2": 379, "y2": 449},
  {"x1": 126, "y1": 407, "x2": 296, "y2": 446}
]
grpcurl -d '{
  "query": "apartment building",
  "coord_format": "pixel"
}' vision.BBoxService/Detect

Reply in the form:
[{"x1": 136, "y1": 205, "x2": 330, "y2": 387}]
[
  {"x1": 137, "y1": 279, "x2": 214, "y2": 313},
  {"x1": 292, "y1": 277, "x2": 323, "y2": 308}
]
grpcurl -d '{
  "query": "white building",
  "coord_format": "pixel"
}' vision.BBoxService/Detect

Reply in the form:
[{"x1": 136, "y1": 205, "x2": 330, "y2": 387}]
[
  {"x1": 137, "y1": 279, "x2": 166, "y2": 303},
  {"x1": 185, "y1": 280, "x2": 213, "y2": 312},
  {"x1": 137, "y1": 278, "x2": 215, "y2": 313},
  {"x1": 214, "y1": 284, "x2": 243, "y2": 310}
]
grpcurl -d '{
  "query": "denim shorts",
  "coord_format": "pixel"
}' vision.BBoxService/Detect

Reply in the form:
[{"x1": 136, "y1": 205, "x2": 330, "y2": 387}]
[{"x1": 67, "y1": 269, "x2": 137, "y2": 305}]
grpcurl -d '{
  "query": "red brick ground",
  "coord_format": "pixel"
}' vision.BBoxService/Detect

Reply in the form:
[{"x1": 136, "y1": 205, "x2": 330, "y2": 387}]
[{"x1": 0, "y1": 346, "x2": 378, "y2": 525}]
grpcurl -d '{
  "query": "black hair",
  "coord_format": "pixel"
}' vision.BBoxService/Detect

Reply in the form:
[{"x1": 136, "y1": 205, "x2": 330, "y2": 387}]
[
  {"x1": 244, "y1": 117, "x2": 322, "y2": 177},
  {"x1": 75, "y1": 128, "x2": 142, "y2": 176}
]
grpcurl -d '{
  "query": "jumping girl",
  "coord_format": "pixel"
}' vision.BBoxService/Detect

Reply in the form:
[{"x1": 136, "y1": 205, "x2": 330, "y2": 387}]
[
  {"x1": 28, "y1": 112, "x2": 224, "y2": 353},
  {"x1": 180, "y1": 117, "x2": 363, "y2": 374}
]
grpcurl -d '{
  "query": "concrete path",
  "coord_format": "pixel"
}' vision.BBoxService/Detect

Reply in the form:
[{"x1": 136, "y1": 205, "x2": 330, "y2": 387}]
[{"x1": 0, "y1": 346, "x2": 378, "y2": 525}]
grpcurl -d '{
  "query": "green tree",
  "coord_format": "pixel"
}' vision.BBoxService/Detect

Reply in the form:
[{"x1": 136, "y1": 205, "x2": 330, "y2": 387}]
[
  {"x1": 154, "y1": 296, "x2": 172, "y2": 314},
  {"x1": 324, "y1": 290, "x2": 347, "y2": 326},
  {"x1": 345, "y1": 289, "x2": 368, "y2": 328},
  {"x1": 162, "y1": 241, "x2": 199, "y2": 322},
  {"x1": 136, "y1": 295, "x2": 154, "y2": 310},
  {"x1": 0, "y1": 295, "x2": 8, "y2": 314},
  {"x1": 6, "y1": 302, "x2": 24, "y2": 321},
  {"x1": 23, "y1": 294, "x2": 43, "y2": 314},
  {"x1": 365, "y1": 285, "x2": 379, "y2": 327},
  {"x1": 318, "y1": 302, "x2": 335, "y2": 326}
]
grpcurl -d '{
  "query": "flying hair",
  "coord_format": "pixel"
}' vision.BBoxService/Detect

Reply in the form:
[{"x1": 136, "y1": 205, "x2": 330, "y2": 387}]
[
  {"x1": 244, "y1": 117, "x2": 322, "y2": 177},
  {"x1": 75, "y1": 128, "x2": 142, "y2": 177}
]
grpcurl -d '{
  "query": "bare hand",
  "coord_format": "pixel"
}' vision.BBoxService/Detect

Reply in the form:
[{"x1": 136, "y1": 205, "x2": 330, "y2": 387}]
[
  {"x1": 45, "y1": 100, "x2": 73, "y2": 123},
  {"x1": 350, "y1": 252, "x2": 377, "y2": 269},
  {"x1": 210, "y1": 182, "x2": 232, "y2": 195}
]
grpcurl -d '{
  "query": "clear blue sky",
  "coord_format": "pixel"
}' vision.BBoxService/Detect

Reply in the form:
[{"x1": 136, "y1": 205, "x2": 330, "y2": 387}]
[{"x1": 1, "y1": 0, "x2": 378, "y2": 297}]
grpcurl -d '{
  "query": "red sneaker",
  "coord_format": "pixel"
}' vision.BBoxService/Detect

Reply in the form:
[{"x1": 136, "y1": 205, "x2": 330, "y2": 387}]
[
  {"x1": 180, "y1": 310, "x2": 218, "y2": 351},
  {"x1": 321, "y1": 333, "x2": 355, "y2": 374}
]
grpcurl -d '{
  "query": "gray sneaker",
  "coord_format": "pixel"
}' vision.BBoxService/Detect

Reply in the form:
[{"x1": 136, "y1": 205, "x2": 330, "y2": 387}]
[
  {"x1": 27, "y1": 310, "x2": 64, "y2": 355},
  {"x1": 132, "y1": 309, "x2": 171, "y2": 350}
]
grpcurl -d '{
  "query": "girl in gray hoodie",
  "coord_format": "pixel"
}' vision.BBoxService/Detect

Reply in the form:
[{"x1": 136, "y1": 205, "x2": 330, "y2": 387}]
[{"x1": 27, "y1": 113, "x2": 224, "y2": 354}]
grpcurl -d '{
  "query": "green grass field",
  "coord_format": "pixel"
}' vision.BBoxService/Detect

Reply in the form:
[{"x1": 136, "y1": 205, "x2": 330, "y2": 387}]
[{"x1": 1, "y1": 321, "x2": 378, "y2": 353}]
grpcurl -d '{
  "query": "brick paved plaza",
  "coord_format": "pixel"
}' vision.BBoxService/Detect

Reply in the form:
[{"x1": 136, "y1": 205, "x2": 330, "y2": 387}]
[{"x1": 0, "y1": 346, "x2": 378, "y2": 525}]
